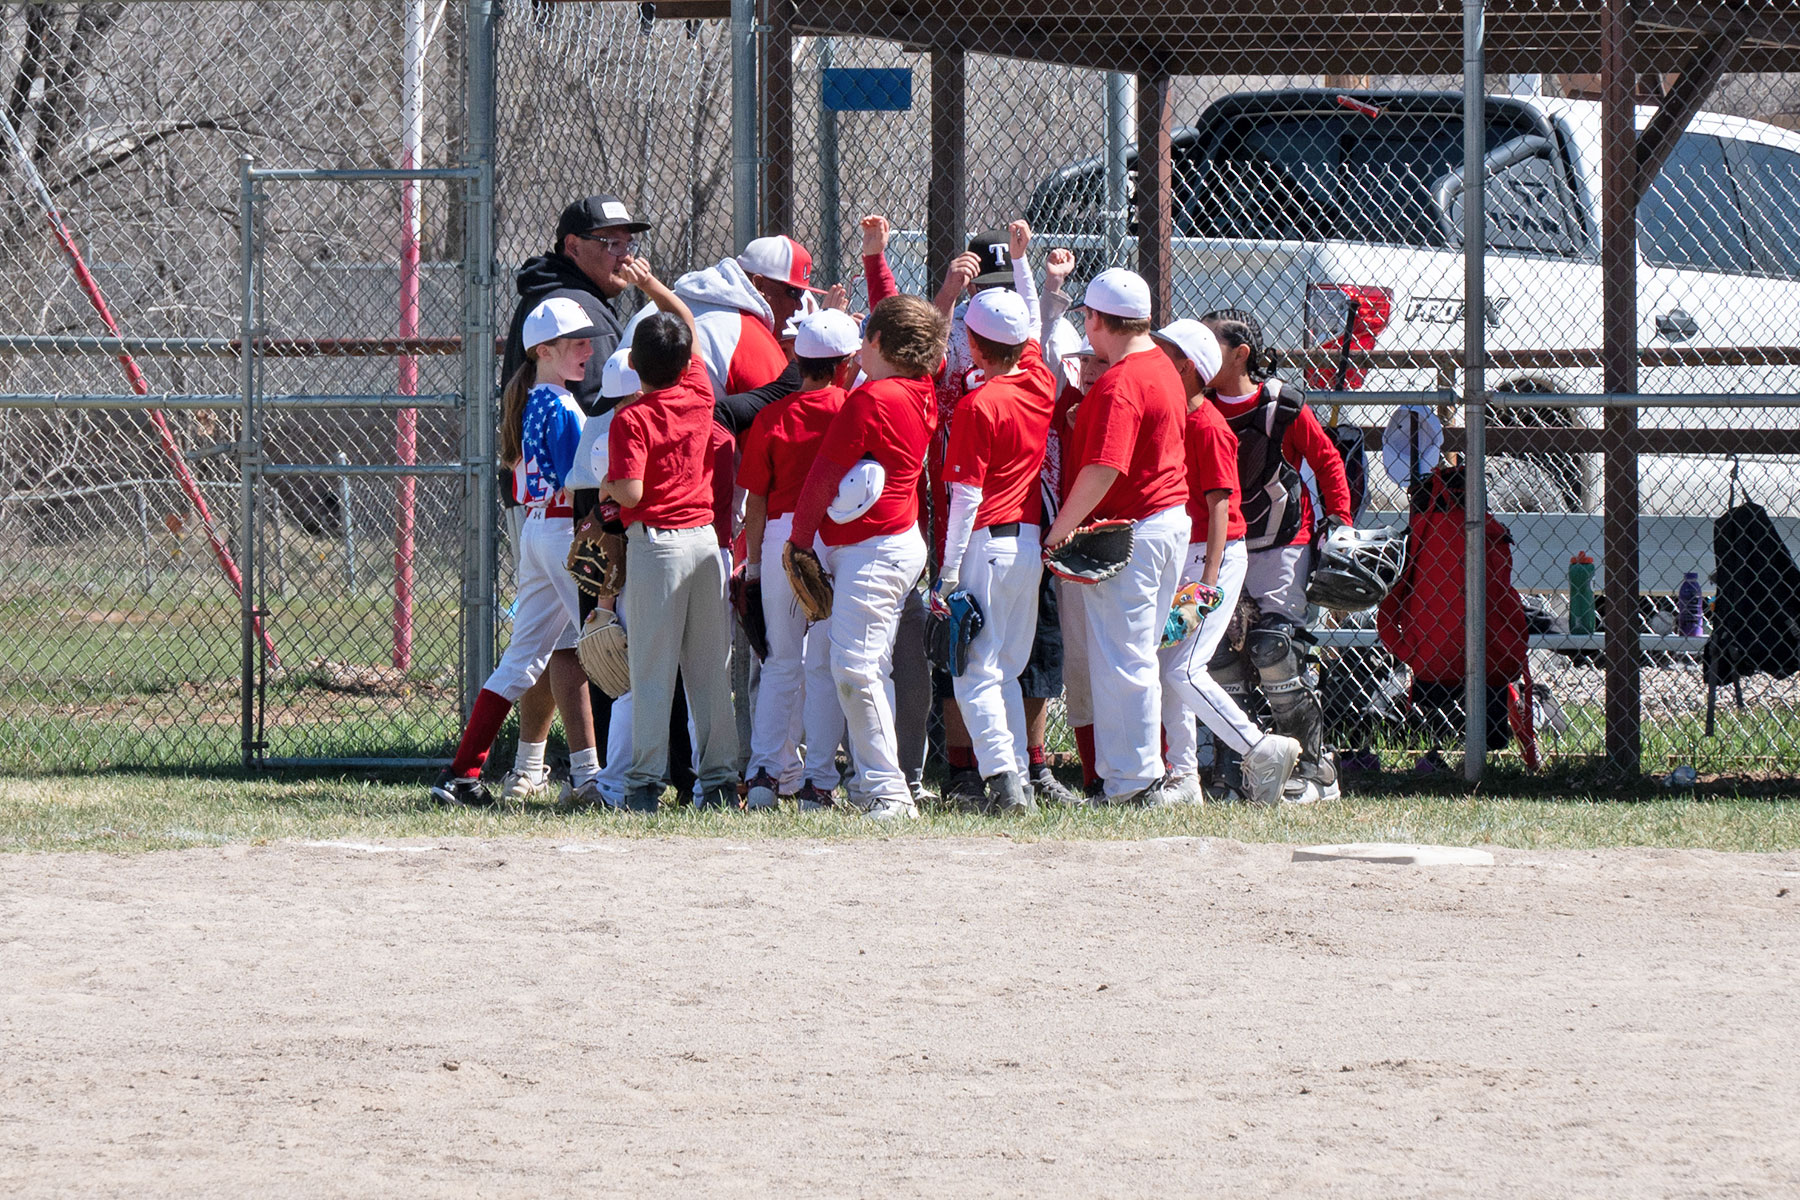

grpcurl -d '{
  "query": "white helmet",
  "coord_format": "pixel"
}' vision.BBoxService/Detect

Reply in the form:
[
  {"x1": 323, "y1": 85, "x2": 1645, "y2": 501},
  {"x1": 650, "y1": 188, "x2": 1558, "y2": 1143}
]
[
  {"x1": 1306, "y1": 521, "x2": 1407, "y2": 612},
  {"x1": 828, "y1": 459, "x2": 886, "y2": 523}
]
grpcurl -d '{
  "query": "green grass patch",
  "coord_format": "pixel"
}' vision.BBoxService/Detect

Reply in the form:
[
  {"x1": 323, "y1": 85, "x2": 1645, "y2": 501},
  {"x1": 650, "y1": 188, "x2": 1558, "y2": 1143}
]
[{"x1": 4, "y1": 772, "x2": 1800, "y2": 854}]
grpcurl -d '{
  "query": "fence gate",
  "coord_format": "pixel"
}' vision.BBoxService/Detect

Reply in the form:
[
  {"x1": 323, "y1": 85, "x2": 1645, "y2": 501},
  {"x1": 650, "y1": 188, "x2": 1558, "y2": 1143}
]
[{"x1": 238, "y1": 161, "x2": 481, "y2": 769}]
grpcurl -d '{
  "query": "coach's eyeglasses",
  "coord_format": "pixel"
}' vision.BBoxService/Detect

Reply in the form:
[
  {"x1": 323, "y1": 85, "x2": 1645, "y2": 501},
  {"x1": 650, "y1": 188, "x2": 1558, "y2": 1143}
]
[{"x1": 576, "y1": 232, "x2": 638, "y2": 256}]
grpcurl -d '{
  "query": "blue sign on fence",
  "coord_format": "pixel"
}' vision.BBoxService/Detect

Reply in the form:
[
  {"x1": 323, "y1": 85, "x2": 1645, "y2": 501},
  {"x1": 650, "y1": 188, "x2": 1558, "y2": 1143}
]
[{"x1": 822, "y1": 67, "x2": 912, "y2": 112}]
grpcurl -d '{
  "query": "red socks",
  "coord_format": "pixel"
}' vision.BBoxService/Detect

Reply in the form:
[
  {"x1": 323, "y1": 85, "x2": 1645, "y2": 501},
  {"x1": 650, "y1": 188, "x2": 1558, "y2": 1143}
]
[
  {"x1": 449, "y1": 688, "x2": 514, "y2": 776},
  {"x1": 1073, "y1": 724, "x2": 1098, "y2": 788},
  {"x1": 1028, "y1": 743, "x2": 1047, "y2": 767}
]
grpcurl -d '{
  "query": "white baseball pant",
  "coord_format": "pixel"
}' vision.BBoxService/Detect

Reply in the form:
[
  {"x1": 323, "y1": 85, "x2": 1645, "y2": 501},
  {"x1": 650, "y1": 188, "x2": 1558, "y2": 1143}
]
[
  {"x1": 1160, "y1": 539, "x2": 1260, "y2": 773},
  {"x1": 1082, "y1": 504, "x2": 1189, "y2": 798},
  {"x1": 1244, "y1": 542, "x2": 1311, "y2": 622},
  {"x1": 1058, "y1": 576, "x2": 1092, "y2": 727},
  {"x1": 951, "y1": 524, "x2": 1042, "y2": 778},
  {"x1": 747, "y1": 515, "x2": 840, "y2": 791},
  {"x1": 824, "y1": 529, "x2": 927, "y2": 806},
  {"x1": 483, "y1": 512, "x2": 580, "y2": 702}
]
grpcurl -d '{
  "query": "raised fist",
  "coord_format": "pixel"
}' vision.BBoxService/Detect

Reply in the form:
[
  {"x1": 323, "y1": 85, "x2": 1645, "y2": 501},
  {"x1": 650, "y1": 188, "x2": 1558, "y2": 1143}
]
[{"x1": 859, "y1": 214, "x2": 891, "y2": 257}]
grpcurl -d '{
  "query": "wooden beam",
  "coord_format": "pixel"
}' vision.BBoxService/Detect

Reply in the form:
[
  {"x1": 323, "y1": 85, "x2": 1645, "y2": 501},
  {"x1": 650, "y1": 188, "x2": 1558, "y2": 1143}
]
[
  {"x1": 1134, "y1": 71, "x2": 1172, "y2": 324},
  {"x1": 761, "y1": 0, "x2": 794, "y2": 236},
  {"x1": 1600, "y1": 0, "x2": 1641, "y2": 777},
  {"x1": 927, "y1": 48, "x2": 966, "y2": 295},
  {"x1": 1634, "y1": 15, "x2": 1750, "y2": 198}
]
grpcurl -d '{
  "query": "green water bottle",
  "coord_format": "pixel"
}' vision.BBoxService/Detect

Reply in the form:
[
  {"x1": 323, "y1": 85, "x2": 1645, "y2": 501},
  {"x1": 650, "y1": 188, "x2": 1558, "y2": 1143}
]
[{"x1": 1569, "y1": 553, "x2": 1597, "y2": 636}]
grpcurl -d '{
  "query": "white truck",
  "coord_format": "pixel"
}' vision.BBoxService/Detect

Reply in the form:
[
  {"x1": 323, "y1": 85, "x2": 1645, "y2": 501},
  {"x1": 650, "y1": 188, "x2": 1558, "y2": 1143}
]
[{"x1": 1021, "y1": 87, "x2": 1800, "y2": 550}]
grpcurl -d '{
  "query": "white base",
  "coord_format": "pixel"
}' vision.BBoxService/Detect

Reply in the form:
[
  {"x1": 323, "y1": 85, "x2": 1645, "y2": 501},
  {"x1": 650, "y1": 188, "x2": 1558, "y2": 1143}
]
[{"x1": 1293, "y1": 842, "x2": 1495, "y2": 866}]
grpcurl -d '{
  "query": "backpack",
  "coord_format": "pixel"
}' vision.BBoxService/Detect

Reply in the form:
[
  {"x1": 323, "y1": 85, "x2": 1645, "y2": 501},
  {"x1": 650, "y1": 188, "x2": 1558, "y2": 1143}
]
[
  {"x1": 1223, "y1": 379, "x2": 1306, "y2": 551},
  {"x1": 1324, "y1": 422, "x2": 1368, "y2": 521},
  {"x1": 1376, "y1": 466, "x2": 1527, "y2": 686},
  {"x1": 1703, "y1": 500, "x2": 1800, "y2": 686}
]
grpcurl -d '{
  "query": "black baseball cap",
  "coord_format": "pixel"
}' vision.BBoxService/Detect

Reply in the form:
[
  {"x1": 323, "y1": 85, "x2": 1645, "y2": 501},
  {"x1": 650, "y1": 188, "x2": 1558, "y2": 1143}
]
[
  {"x1": 554, "y1": 194, "x2": 652, "y2": 248},
  {"x1": 967, "y1": 229, "x2": 1015, "y2": 288}
]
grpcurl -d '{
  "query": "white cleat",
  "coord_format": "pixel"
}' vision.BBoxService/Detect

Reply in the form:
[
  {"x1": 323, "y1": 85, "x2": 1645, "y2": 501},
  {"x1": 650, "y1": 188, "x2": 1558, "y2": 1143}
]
[
  {"x1": 1283, "y1": 777, "x2": 1324, "y2": 805},
  {"x1": 1240, "y1": 735, "x2": 1303, "y2": 806},
  {"x1": 1160, "y1": 772, "x2": 1206, "y2": 807},
  {"x1": 500, "y1": 768, "x2": 555, "y2": 804},
  {"x1": 865, "y1": 796, "x2": 920, "y2": 821}
]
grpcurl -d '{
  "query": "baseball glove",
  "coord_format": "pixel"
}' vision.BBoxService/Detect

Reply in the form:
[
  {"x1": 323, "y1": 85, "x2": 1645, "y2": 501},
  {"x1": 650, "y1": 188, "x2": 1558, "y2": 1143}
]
[
  {"x1": 730, "y1": 564, "x2": 771, "y2": 661},
  {"x1": 1161, "y1": 580, "x2": 1224, "y2": 649},
  {"x1": 926, "y1": 589, "x2": 986, "y2": 677},
  {"x1": 566, "y1": 502, "x2": 627, "y2": 599},
  {"x1": 782, "y1": 541, "x2": 833, "y2": 623},
  {"x1": 1043, "y1": 519, "x2": 1134, "y2": 584},
  {"x1": 575, "y1": 607, "x2": 631, "y2": 698}
]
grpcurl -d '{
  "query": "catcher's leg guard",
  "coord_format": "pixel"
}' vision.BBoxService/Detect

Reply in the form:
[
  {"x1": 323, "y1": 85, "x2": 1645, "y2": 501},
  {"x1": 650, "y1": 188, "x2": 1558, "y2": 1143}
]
[
  {"x1": 1249, "y1": 618, "x2": 1335, "y2": 795},
  {"x1": 1205, "y1": 644, "x2": 1251, "y2": 796}
]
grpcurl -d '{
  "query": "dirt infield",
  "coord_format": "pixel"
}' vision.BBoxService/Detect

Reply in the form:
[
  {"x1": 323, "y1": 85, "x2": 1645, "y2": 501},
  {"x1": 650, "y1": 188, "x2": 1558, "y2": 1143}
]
[{"x1": 4, "y1": 836, "x2": 1798, "y2": 1197}]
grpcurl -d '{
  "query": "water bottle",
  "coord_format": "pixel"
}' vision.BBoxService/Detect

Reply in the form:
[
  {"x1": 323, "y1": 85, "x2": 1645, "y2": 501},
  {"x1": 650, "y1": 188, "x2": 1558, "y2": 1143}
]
[
  {"x1": 1568, "y1": 553, "x2": 1596, "y2": 636},
  {"x1": 1678, "y1": 571, "x2": 1704, "y2": 637}
]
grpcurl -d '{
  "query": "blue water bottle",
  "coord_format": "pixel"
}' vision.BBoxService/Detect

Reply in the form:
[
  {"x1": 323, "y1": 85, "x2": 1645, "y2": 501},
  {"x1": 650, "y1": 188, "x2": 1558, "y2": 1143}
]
[{"x1": 1677, "y1": 571, "x2": 1704, "y2": 637}]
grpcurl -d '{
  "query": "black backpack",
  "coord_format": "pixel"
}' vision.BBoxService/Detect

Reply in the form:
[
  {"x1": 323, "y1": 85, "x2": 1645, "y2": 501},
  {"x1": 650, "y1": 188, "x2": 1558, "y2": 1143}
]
[
  {"x1": 1703, "y1": 500, "x2": 1800, "y2": 686},
  {"x1": 1223, "y1": 379, "x2": 1306, "y2": 551}
]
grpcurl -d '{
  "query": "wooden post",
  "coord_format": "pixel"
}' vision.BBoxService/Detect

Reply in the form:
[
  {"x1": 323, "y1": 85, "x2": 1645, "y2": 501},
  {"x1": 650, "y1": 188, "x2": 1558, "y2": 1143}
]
[
  {"x1": 1134, "y1": 71, "x2": 1173, "y2": 324},
  {"x1": 928, "y1": 48, "x2": 966, "y2": 294},
  {"x1": 761, "y1": 0, "x2": 794, "y2": 235},
  {"x1": 1600, "y1": 0, "x2": 1641, "y2": 777}
]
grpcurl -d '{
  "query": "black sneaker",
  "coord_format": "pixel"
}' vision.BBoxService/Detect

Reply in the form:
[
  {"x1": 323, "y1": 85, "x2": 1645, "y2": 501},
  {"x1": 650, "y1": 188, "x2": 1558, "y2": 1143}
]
[
  {"x1": 430, "y1": 771, "x2": 494, "y2": 808},
  {"x1": 796, "y1": 780, "x2": 836, "y2": 811},
  {"x1": 1082, "y1": 779, "x2": 1107, "y2": 805},
  {"x1": 745, "y1": 769, "x2": 780, "y2": 810},
  {"x1": 945, "y1": 767, "x2": 985, "y2": 810},
  {"x1": 1029, "y1": 763, "x2": 1079, "y2": 806}
]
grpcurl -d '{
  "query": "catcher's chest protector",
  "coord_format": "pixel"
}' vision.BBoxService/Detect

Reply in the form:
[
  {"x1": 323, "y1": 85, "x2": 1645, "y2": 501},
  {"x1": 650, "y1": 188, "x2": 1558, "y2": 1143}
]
[{"x1": 1224, "y1": 380, "x2": 1305, "y2": 551}]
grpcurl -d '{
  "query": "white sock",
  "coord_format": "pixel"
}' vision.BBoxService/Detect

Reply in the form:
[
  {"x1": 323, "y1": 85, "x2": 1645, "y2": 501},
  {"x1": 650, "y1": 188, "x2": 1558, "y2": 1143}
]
[
  {"x1": 514, "y1": 739, "x2": 547, "y2": 778},
  {"x1": 569, "y1": 746, "x2": 600, "y2": 788}
]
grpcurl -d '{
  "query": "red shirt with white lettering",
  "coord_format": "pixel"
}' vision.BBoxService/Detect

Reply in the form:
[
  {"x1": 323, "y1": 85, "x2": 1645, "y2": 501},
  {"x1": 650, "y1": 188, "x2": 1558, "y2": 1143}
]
[
  {"x1": 607, "y1": 356, "x2": 717, "y2": 530},
  {"x1": 737, "y1": 385, "x2": 847, "y2": 519},
  {"x1": 942, "y1": 341, "x2": 1056, "y2": 528},
  {"x1": 802, "y1": 374, "x2": 937, "y2": 548},
  {"x1": 1067, "y1": 348, "x2": 1188, "y2": 523},
  {"x1": 1185, "y1": 399, "x2": 1246, "y2": 546}
]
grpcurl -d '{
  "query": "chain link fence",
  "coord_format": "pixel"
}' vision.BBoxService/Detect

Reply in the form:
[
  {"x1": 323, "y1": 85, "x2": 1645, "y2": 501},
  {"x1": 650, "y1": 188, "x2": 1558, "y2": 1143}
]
[{"x1": 6, "y1": 0, "x2": 1800, "y2": 791}]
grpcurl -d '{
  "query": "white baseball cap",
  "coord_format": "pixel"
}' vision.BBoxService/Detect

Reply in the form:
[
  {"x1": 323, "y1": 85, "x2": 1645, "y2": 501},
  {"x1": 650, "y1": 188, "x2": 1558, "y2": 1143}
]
[
  {"x1": 522, "y1": 296, "x2": 601, "y2": 350},
  {"x1": 1154, "y1": 318, "x2": 1223, "y2": 384},
  {"x1": 1082, "y1": 267, "x2": 1152, "y2": 320},
  {"x1": 794, "y1": 309, "x2": 862, "y2": 359},
  {"x1": 600, "y1": 347, "x2": 640, "y2": 399},
  {"x1": 964, "y1": 289, "x2": 1034, "y2": 345},
  {"x1": 827, "y1": 459, "x2": 886, "y2": 523},
  {"x1": 737, "y1": 235, "x2": 825, "y2": 293}
]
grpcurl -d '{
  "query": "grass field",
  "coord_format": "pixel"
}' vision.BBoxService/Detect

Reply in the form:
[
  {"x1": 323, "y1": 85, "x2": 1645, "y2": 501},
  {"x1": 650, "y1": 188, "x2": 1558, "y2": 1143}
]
[{"x1": 5, "y1": 771, "x2": 1800, "y2": 854}]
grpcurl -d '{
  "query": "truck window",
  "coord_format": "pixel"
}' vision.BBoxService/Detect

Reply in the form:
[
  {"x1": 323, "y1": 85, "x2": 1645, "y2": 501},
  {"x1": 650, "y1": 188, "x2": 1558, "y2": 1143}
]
[
  {"x1": 1639, "y1": 134, "x2": 1755, "y2": 274},
  {"x1": 1181, "y1": 104, "x2": 1545, "y2": 249},
  {"x1": 1723, "y1": 137, "x2": 1800, "y2": 279}
]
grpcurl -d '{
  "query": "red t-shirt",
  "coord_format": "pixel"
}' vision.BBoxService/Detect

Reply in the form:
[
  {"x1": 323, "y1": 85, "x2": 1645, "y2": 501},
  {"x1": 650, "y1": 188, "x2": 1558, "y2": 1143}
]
[
  {"x1": 1185, "y1": 400, "x2": 1246, "y2": 546},
  {"x1": 942, "y1": 341, "x2": 1056, "y2": 528},
  {"x1": 737, "y1": 385, "x2": 847, "y2": 519},
  {"x1": 1052, "y1": 380, "x2": 1084, "y2": 503},
  {"x1": 1068, "y1": 348, "x2": 1188, "y2": 524},
  {"x1": 806, "y1": 374, "x2": 937, "y2": 548},
  {"x1": 726, "y1": 312, "x2": 789, "y2": 394},
  {"x1": 1210, "y1": 385, "x2": 1354, "y2": 545},
  {"x1": 607, "y1": 356, "x2": 718, "y2": 531}
]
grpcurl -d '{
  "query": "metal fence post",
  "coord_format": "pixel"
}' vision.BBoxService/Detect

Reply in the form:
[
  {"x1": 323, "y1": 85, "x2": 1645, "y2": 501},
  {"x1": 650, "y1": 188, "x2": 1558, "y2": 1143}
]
[
  {"x1": 816, "y1": 38, "x2": 839, "y2": 286},
  {"x1": 730, "y1": 0, "x2": 758, "y2": 250},
  {"x1": 463, "y1": 0, "x2": 498, "y2": 715},
  {"x1": 238, "y1": 154, "x2": 259, "y2": 771},
  {"x1": 1104, "y1": 72, "x2": 1133, "y2": 269},
  {"x1": 1462, "y1": 0, "x2": 1488, "y2": 782}
]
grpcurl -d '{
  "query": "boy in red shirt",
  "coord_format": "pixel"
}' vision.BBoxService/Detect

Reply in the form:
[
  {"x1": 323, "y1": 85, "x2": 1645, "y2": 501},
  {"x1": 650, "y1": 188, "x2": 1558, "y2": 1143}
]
[
  {"x1": 604, "y1": 264, "x2": 739, "y2": 811},
  {"x1": 937, "y1": 288, "x2": 1056, "y2": 813},
  {"x1": 738, "y1": 310, "x2": 860, "y2": 810},
  {"x1": 787, "y1": 295, "x2": 949, "y2": 821},
  {"x1": 1153, "y1": 320, "x2": 1302, "y2": 807},
  {"x1": 1043, "y1": 268, "x2": 1191, "y2": 806},
  {"x1": 1203, "y1": 311, "x2": 1355, "y2": 804}
]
